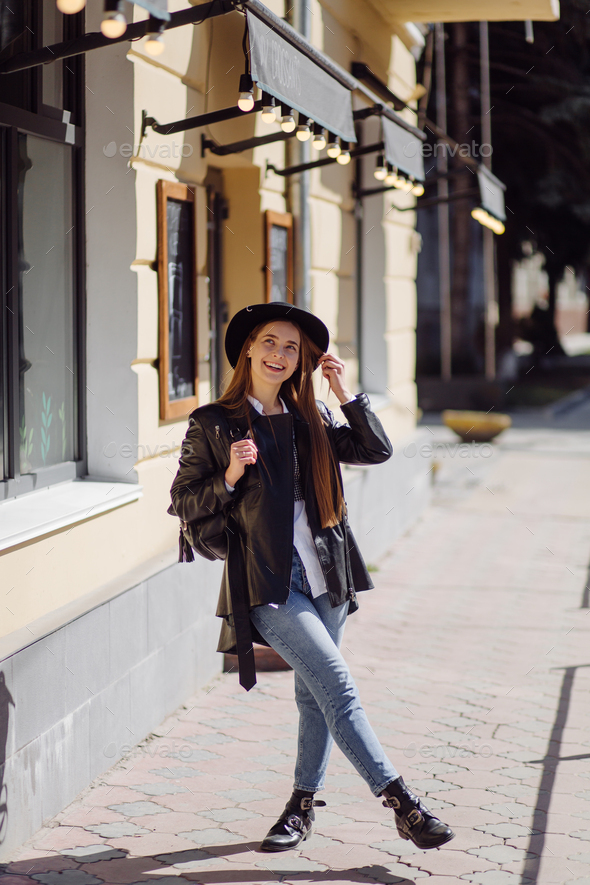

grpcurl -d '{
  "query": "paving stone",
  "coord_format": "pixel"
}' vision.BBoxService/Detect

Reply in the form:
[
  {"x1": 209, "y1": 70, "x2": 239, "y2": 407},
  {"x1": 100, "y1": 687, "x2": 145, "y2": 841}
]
[
  {"x1": 84, "y1": 821, "x2": 153, "y2": 838},
  {"x1": 30, "y1": 874, "x2": 104, "y2": 885},
  {"x1": 567, "y1": 852, "x2": 590, "y2": 863},
  {"x1": 355, "y1": 862, "x2": 430, "y2": 882},
  {"x1": 474, "y1": 823, "x2": 538, "y2": 838},
  {"x1": 255, "y1": 855, "x2": 328, "y2": 872},
  {"x1": 467, "y1": 844, "x2": 537, "y2": 863},
  {"x1": 233, "y1": 769, "x2": 288, "y2": 783},
  {"x1": 166, "y1": 750, "x2": 226, "y2": 766},
  {"x1": 575, "y1": 790, "x2": 590, "y2": 801},
  {"x1": 198, "y1": 717, "x2": 247, "y2": 728},
  {"x1": 571, "y1": 831, "x2": 590, "y2": 841},
  {"x1": 152, "y1": 847, "x2": 227, "y2": 869},
  {"x1": 460, "y1": 872, "x2": 532, "y2": 885},
  {"x1": 480, "y1": 802, "x2": 538, "y2": 819},
  {"x1": 409, "y1": 761, "x2": 463, "y2": 774},
  {"x1": 251, "y1": 754, "x2": 291, "y2": 766},
  {"x1": 369, "y1": 839, "x2": 428, "y2": 857},
  {"x1": 214, "y1": 788, "x2": 276, "y2": 802},
  {"x1": 491, "y1": 767, "x2": 542, "y2": 780},
  {"x1": 105, "y1": 801, "x2": 171, "y2": 817},
  {"x1": 127, "y1": 782, "x2": 189, "y2": 795},
  {"x1": 148, "y1": 767, "x2": 204, "y2": 778},
  {"x1": 485, "y1": 783, "x2": 541, "y2": 798},
  {"x1": 176, "y1": 827, "x2": 239, "y2": 845},
  {"x1": 125, "y1": 879, "x2": 194, "y2": 885},
  {"x1": 197, "y1": 807, "x2": 262, "y2": 822},
  {"x1": 57, "y1": 846, "x2": 126, "y2": 863},
  {"x1": 405, "y1": 778, "x2": 461, "y2": 793}
]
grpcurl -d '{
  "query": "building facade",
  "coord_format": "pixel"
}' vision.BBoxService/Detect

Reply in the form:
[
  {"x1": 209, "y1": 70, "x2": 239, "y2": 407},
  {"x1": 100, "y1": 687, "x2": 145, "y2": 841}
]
[{"x1": 0, "y1": 0, "x2": 556, "y2": 857}]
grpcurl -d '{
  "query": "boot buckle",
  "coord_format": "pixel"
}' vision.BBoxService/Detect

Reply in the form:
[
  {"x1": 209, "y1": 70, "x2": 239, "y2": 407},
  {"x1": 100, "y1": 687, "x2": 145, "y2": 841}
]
[{"x1": 406, "y1": 809, "x2": 423, "y2": 828}]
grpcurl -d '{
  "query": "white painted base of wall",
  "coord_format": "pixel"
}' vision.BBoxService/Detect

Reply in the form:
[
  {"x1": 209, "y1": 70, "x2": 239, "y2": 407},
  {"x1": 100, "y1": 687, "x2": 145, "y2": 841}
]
[{"x1": 0, "y1": 428, "x2": 431, "y2": 861}]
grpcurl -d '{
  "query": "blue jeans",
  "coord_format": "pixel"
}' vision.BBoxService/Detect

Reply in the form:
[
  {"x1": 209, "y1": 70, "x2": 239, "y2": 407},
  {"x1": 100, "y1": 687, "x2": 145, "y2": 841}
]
[{"x1": 249, "y1": 547, "x2": 400, "y2": 796}]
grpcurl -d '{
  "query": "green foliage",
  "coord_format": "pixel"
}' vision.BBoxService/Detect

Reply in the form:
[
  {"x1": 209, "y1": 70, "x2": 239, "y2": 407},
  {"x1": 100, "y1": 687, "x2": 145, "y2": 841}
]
[
  {"x1": 19, "y1": 417, "x2": 34, "y2": 471},
  {"x1": 41, "y1": 392, "x2": 52, "y2": 464},
  {"x1": 58, "y1": 401, "x2": 66, "y2": 460}
]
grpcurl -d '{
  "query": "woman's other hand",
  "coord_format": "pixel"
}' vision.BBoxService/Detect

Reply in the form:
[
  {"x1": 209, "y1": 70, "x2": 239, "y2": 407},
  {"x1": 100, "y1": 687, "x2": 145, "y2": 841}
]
[
  {"x1": 225, "y1": 437, "x2": 258, "y2": 487},
  {"x1": 317, "y1": 352, "x2": 354, "y2": 405}
]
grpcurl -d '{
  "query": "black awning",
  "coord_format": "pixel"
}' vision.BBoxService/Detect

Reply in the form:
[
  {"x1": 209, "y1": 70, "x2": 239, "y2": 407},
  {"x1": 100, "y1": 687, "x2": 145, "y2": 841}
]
[
  {"x1": 382, "y1": 117, "x2": 425, "y2": 182},
  {"x1": 132, "y1": 0, "x2": 170, "y2": 20},
  {"x1": 477, "y1": 166, "x2": 506, "y2": 221},
  {"x1": 247, "y1": 10, "x2": 356, "y2": 143}
]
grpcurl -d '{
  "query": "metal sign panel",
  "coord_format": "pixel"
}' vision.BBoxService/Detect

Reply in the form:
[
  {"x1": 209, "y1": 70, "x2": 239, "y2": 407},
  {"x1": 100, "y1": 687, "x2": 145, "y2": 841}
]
[
  {"x1": 477, "y1": 166, "x2": 506, "y2": 220},
  {"x1": 247, "y1": 11, "x2": 356, "y2": 143},
  {"x1": 382, "y1": 116, "x2": 425, "y2": 181}
]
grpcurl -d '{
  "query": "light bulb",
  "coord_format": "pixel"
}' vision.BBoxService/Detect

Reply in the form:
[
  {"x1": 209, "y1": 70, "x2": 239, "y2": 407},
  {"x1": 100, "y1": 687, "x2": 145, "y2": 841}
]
[
  {"x1": 312, "y1": 130, "x2": 326, "y2": 150},
  {"x1": 336, "y1": 151, "x2": 351, "y2": 165},
  {"x1": 296, "y1": 124, "x2": 311, "y2": 141},
  {"x1": 374, "y1": 154, "x2": 387, "y2": 181},
  {"x1": 56, "y1": 0, "x2": 86, "y2": 12},
  {"x1": 238, "y1": 92, "x2": 255, "y2": 112},
  {"x1": 326, "y1": 137, "x2": 341, "y2": 159},
  {"x1": 471, "y1": 207, "x2": 505, "y2": 234},
  {"x1": 411, "y1": 182, "x2": 425, "y2": 196},
  {"x1": 261, "y1": 105, "x2": 277, "y2": 123},
  {"x1": 145, "y1": 33, "x2": 165, "y2": 55},
  {"x1": 393, "y1": 175, "x2": 408, "y2": 190},
  {"x1": 237, "y1": 73, "x2": 254, "y2": 113},
  {"x1": 101, "y1": 11, "x2": 127, "y2": 38},
  {"x1": 281, "y1": 114, "x2": 296, "y2": 133}
]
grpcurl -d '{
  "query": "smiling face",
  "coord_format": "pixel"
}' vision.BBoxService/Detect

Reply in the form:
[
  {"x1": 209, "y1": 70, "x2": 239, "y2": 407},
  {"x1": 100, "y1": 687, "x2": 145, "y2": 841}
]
[{"x1": 247, "y1": 321, "x2": 301, "y2": 388}]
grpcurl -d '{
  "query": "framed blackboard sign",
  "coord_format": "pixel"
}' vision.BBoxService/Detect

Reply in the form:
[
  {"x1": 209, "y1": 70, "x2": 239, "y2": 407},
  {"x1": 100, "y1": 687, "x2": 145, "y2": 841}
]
[
  {"x1": 157, "y1": 180, "x2": 198, "y2": 421},
  {"x1": 265, "y1": 210, "x2": 294, "y2": 303}
]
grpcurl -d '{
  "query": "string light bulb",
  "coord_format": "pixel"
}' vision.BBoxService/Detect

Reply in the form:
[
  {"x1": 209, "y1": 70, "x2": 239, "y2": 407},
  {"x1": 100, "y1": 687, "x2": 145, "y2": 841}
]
[
  {"x1": 237, "y1": 73, "x2": 255, "y2": 112},
  {"x1": 261, "y1": 93, "x2": 277, "y2": 123},
  {"x1": 101, "y1": 1, "x2": 127, "y2": 38},
  {"x1": 312, "y1": 124, "x2": 326, "y2": 151},
  {"x1": 471, "y1": 207, "x2": 505, "y2": 234},
  {"x1": 280, "y1": 106, "x2": 296, "y2": 133},
  {"x1": 336, "y1": 142, "x2": 351, "y2": 164},
  {"x1": 374, "y1": 154, "x2": 387, "y2": 181},
  {"x1": 326, "y1": 136, "x2": 341, "y2": 159},
  {"x1": 411, "y1": 181, "x2": 425, "y2": 196},
  {"x1": 296, "y1": 115, "x2": 311, "y2": 141},
  {"x1": 56, "y1": 0, "x2": 86, "y2": 12},
  {"x1": 144, "y1": 18, "x2": 165, "y2": 55}
]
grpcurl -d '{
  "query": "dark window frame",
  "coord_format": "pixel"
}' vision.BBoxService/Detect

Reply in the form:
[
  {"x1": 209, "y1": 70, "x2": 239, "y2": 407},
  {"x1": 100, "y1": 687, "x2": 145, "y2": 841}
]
[
  {"x1": 264, "y1": 209, "x2": 294, "y2": 303},
  {"x1": 156, "y1": 179, "x2": 199, "y2": 423},
  {"x1": 0, "y1": 1, "x2": 85, "y2": 500}
]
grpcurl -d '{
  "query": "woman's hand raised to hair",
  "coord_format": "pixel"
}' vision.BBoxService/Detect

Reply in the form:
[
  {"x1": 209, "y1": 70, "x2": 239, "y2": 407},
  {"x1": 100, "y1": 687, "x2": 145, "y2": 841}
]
[
  {"x1": 225, "y1": 438, "x2": 258, "y2": 488},
  {"x1": 317, "y1": 352, "x2": 354, "y2": 405}
]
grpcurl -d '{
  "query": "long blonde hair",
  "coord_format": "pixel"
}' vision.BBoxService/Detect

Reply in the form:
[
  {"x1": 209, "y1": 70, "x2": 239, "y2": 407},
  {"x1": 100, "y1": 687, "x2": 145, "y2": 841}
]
[{"x1": 217, "y1": 320, "x2": 344, "y2": 528}]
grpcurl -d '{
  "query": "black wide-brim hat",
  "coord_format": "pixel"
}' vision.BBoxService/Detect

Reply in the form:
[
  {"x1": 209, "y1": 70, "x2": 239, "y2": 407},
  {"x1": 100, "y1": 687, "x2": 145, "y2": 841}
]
[{"x1": 224, "y1": 301, "x2": 330, "y2": 369}]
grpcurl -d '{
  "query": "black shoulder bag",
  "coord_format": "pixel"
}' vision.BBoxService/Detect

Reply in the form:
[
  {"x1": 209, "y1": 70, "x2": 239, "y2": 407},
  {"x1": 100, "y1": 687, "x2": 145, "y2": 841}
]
[{"x1": 169, "y1": 417, "x2": 245, "y2": 563}]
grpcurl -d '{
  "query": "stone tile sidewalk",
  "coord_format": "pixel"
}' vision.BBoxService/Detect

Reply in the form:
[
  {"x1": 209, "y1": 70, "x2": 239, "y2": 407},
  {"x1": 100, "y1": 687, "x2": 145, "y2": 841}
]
[{"x1": 3, "y1": 425, "x2": 590, "y2": 885}]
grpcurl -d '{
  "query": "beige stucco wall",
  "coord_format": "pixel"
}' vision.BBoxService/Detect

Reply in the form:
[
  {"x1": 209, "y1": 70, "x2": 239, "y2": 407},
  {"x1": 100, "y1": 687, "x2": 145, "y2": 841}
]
[{"x1": 0, "y1": 0, "x2": 421, "y2": 636}]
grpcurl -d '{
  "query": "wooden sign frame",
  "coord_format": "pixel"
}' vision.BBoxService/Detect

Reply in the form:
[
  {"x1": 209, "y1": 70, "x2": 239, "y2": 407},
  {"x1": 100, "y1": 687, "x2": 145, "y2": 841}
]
[
  {"x1": 156, "y1": 180, "x2": 198, "y2": 422},
  {"x1": 264, "y1": 210, "x2": 294, "y2": 303}
]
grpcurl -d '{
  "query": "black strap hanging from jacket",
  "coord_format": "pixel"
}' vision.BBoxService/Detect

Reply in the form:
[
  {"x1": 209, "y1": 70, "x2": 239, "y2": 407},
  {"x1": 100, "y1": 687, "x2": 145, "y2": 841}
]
[{"x1": 225, "y1": 512, "x2": 257, "y2": 691}]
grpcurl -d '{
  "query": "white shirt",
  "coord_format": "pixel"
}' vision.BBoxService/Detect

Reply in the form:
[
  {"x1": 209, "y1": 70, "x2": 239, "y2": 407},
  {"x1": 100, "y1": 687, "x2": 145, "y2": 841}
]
[{"x1": 224, "y1": 393, "x2": 355, "y2": 599}]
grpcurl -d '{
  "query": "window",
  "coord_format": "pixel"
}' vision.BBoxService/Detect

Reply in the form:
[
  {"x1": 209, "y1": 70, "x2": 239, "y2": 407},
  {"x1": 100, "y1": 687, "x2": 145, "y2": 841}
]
[
  {"x1": 264, "y1": 210, "x2": 294, "y2": 303},
  {"x1": 0, "y1": 0, "x2": 84, "y2": 499},
  {"x1": 156, "y1": 180, "x2": 199, "y2": 421}
]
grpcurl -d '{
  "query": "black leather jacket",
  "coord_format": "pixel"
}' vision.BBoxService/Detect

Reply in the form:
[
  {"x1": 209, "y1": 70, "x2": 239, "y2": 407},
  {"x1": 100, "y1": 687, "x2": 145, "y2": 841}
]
[{"x1": 169, "y1": 392, "x2": 393, "y2": 688}]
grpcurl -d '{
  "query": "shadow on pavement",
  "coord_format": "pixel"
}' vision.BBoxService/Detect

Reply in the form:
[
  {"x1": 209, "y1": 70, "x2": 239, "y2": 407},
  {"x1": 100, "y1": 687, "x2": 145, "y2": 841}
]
[{"x1": 521, "y1": 663, "x2": 590, "y2": 885}]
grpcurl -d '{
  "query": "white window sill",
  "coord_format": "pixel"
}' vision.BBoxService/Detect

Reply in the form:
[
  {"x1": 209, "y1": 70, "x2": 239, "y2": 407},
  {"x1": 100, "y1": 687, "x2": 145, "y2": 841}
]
[{"x1": 0, "y1": 479, "x2": 143, "y2": 552}]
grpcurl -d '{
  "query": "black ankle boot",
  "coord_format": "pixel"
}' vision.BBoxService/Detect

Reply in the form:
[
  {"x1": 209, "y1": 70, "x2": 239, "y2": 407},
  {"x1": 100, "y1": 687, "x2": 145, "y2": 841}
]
[
  {"x1": 381, "y1": 776, "x2": 455, "y2": 849},
  {"x1": 260, "y1": 790, "x2": 326, "y2": 852}
]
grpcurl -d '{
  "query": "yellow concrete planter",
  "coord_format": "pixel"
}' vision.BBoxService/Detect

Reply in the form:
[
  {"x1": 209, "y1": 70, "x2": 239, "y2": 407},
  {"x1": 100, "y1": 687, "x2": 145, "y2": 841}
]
[{"x1": 442, "y1": 410, "x2": 512, "y2": 442}]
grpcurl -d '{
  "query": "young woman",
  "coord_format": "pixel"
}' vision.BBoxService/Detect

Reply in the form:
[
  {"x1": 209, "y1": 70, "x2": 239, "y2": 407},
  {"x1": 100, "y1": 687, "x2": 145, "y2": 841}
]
[{"x1": 169, "y1": 302, "x2": 454, "y2": 854}]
